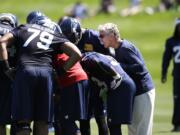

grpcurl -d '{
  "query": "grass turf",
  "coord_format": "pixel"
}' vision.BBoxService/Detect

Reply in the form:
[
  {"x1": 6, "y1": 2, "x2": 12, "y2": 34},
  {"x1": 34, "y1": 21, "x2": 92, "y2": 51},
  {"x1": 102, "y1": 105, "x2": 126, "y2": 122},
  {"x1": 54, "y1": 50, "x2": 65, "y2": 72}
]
[{"x1": 1, "y1": 0, "x2": 180, "y2": 134}]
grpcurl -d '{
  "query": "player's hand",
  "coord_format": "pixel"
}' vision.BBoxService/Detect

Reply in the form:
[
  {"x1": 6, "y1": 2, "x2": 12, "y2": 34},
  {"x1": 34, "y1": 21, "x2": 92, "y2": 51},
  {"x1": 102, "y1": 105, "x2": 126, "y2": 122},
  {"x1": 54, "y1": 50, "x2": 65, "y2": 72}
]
[
  {"x1": 161, "y1": 75, "x2": 167, "y2": 83},
  {"x1": 110, "y1": 74, "x2": 122, "y2": 90},
  {"x1": 4, "y1": 67, "x2": 16, "y2": 81}
]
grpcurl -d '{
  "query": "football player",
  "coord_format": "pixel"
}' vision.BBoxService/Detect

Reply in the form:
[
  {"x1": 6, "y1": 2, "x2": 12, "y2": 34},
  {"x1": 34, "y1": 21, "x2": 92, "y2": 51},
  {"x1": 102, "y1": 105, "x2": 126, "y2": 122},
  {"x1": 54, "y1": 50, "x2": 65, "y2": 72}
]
[
  {"x1": 59, "y1": 17, "x2": 110, "y2": 135},
  {"x1": 0, "y1": 11, "x2": 81, "y2": 135},
  {"x1": 53, "y1": 52, "x2": 90, "y2": 135},
  {"x1": 161, "y1": 18, "x2": 180, "y2": 132},
  {"x1": 0, "y1": 13, "x2": 18, "y2": 135},
  {"x1": 80, "y1": 52, "x2": 136, "y2": 135}
]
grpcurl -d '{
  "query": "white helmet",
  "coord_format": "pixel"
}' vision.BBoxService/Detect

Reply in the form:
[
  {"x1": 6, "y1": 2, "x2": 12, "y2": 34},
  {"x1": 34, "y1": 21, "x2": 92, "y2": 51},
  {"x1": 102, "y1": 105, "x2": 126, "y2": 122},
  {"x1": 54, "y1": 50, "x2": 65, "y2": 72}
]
[{"x1": 0, "y1": 13, "x2": 18, "y2": 28}]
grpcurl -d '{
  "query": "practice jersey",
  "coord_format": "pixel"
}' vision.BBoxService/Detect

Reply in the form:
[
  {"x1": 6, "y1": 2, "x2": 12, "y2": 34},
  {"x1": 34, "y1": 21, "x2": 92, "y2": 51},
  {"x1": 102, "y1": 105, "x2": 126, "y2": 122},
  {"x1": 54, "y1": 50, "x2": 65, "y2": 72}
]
[
  {"x1": 77, "y1": 29, "x2": 110, "y2": 54},
  {"x1": 81, "y1": 52, "x2": 129, "y2": 89},
  {"x1": 53, "y1": 53, "x2": 88, "y2": 87},
  {"x1": 162, "y1": 37, "x2": 180, "y2": 78},
  {"x1": 11, "y1": 24, "x2": 69, "y2": 67},
  {"x1": 114, "y1": 39, "x2": 154, "y2": 95}
]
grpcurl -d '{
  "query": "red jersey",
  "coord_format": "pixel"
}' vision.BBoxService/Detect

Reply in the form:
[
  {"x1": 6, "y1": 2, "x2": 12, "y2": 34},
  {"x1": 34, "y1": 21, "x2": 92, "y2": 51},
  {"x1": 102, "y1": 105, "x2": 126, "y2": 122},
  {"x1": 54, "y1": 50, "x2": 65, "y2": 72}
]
[{"x1": 54, "y1": 53, "x2": 88, "y2": 87}]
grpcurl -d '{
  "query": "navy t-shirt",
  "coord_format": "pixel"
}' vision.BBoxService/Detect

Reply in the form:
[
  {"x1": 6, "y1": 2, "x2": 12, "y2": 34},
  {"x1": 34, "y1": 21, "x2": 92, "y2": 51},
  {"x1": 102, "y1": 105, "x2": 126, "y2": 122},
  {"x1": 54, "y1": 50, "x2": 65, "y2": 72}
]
[{"x1": 114, "y1": 39, "x2": 154, "y2": 95}]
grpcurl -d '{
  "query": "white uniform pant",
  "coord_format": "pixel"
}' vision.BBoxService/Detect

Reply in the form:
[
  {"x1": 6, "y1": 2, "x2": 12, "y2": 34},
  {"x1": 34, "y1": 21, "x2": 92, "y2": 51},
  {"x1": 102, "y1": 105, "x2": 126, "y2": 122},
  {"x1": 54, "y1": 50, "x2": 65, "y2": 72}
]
[{"x1": 128, "y1": 89, "x2": 155, "y2": 135}]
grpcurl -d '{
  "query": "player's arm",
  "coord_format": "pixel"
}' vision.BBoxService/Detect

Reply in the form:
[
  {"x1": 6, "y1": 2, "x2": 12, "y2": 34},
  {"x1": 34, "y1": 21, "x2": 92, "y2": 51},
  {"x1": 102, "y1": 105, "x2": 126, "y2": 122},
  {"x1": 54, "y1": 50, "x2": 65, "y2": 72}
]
[
  {"x1": 0, "y1": 33, "x2": 15, "y2": 61},
  {"x1": 0, "y1": 33, "x2": 16, "y2": 80},
  {"x1": 60, "y1": 41, "x2": 82, "y2": 71},
  {"x1": 97, "y1": 61, "x2": 117, "y2": 76},
  {"x1": 120, "y1": 47, "x2": 145, "y2": 75},
  {"x1": 161, "y1": 40, "x2": 172, "y2": 83}
]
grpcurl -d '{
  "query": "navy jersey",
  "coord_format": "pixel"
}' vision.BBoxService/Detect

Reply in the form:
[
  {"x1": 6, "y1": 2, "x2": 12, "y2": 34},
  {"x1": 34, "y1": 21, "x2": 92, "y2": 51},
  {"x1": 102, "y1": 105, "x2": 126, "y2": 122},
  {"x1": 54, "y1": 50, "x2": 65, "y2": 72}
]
[
  {"x1": 11, "y1": 24, "x2": 69, "y2": 67},
  {"x1": 162, "y1": 37, "x2": 180, "y2": 78},
  {"x1": 114, "y1": 39, "x2": 154, "y2": 95},
  {"x1": 81, "y1": 52, "x2": 129, "y2": 90},
  {"x1": 77, "y1": 29, "x2": 110, "y2": 54}
]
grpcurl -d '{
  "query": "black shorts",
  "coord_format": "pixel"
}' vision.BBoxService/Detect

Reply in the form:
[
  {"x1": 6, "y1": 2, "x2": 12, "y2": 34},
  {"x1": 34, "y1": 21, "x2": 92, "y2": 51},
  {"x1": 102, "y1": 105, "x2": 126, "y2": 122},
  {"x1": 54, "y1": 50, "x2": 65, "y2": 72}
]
[
  {"x1": 0, "y1": 75, "x2": 12, "y2": 124},
  {"x1": 107, "y1": 77, "x2": 136, "y2": 125},
  {"x1": 12, "y1": 66, "x2": 54, "y2": 122},
  {"x1": 59, "y1": 80, "x2": 90, "y2": 121}
]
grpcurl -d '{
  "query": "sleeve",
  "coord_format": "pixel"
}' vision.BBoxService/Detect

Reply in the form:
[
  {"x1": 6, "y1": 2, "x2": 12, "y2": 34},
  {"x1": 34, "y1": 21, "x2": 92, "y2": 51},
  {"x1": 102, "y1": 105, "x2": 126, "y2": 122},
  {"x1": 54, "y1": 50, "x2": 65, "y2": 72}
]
[
  {"x1": 9, "y1": 27, "x2": 21, "y2": 48},
  {"x1": 80, "y1": 53, "x2": 95, "y2": 73},
  {"x1": 81, "y1": 52, "x2": 117, "y2": 77},
  {"x1": 10, "y1": 27, "x2": 19, "y2": 38},
  {"x1": 120, "y1": 47, "x2": 146, "y2": 75},
  {"x1": 161, "y1": 39, "x2": 172, "y2": 77},
  {"x1": 97, "y1": 61, "x2": 118, "y2": 77},
  {"x1": 98, "y1": 61, "x2": 122, "y2": 90},
  {"x1": 52, "y1": 33, "x2": 70, "y2": 50}
]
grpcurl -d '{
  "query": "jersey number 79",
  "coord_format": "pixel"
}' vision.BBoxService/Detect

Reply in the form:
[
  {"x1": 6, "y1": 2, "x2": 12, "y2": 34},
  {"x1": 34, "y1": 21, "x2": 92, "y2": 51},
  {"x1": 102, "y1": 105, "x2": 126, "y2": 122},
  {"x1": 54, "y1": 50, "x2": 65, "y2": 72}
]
[{"x1": 23, "y1": 28, "x2": 54, "y2": 50}]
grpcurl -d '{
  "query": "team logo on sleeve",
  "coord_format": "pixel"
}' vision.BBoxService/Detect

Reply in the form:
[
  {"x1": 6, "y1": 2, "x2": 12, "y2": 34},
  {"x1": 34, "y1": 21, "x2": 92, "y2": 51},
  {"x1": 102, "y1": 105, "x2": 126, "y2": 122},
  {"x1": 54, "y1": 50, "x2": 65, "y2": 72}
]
[{"x1": 84, "y1": 43, "x2": 93, "y2": 51}]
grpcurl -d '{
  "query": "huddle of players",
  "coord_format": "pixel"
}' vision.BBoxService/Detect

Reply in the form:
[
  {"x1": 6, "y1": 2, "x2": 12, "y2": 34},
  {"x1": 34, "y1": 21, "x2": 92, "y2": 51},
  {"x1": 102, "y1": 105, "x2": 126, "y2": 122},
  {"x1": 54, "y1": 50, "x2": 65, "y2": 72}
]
[{"x1": 0, "y1": 11, "x2": 155, "y2": 135}]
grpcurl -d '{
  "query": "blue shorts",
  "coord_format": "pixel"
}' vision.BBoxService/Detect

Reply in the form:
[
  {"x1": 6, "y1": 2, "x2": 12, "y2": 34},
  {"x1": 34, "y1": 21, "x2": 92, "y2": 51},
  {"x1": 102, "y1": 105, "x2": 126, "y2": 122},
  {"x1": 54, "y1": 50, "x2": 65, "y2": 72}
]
[
  {"x1": 59, "y1": 80, "x2": 90, "y2": 121},
  {"x1": 107, "y1": 77, "x2": 136, "y2": 125},
  {"x1": 0, "y1": 74, "x2": 12, "y2": 124},
  {"x1": 88, "y1": 82, "x2": 106, "y2": 118},
  {"x1": 11, "y1": 66, "x2": 54, "y2": 122}
]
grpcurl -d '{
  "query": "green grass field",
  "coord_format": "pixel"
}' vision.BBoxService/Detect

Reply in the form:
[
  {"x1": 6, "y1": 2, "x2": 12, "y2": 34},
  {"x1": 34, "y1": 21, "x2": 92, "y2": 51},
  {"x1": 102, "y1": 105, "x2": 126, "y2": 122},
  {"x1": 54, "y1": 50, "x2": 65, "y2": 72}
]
[{"x1": 1, "y1": 0, "x2": 180, "y2": 134}]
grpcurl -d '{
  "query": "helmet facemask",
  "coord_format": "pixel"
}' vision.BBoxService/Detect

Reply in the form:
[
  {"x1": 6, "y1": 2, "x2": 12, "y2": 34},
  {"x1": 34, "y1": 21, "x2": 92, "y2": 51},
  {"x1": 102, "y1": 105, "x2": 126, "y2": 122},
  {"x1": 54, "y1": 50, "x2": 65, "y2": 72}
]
[
  {"x1": 59, "y1": 17, "x2": 82, "y2": 44},
  {"x1": 0, "y1": 13, "x2": 18, "y2": 28}
]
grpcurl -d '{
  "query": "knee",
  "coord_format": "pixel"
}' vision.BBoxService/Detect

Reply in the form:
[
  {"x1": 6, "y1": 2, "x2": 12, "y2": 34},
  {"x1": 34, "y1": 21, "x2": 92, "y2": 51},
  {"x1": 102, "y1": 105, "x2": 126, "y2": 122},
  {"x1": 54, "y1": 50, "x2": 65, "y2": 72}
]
[
  {"x1": 33, "y1": 121, "x2": 48, "y2": 135},
  {"x1": 34, "y1": 121, "x2": 48, "y2": 127},
  {"x1": 33, "y1": 121, "x2": 48, "y2": 132}
]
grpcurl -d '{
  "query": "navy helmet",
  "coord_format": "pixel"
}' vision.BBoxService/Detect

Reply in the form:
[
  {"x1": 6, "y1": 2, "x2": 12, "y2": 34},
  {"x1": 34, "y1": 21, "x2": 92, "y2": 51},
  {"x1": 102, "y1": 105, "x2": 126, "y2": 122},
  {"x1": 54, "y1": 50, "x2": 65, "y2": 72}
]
[
  {"x1": 59, "y1": 17, "x2": 82, "y2": 44},
  {"x1": 27, "y1": 11, "x2": 61, "y2": 32},
  {"x1": 0, "y1": 13, "x2": 18, "y2": 28},
  {"x1": 26, "y1": 11, "x2": 46, "y2": 24}
]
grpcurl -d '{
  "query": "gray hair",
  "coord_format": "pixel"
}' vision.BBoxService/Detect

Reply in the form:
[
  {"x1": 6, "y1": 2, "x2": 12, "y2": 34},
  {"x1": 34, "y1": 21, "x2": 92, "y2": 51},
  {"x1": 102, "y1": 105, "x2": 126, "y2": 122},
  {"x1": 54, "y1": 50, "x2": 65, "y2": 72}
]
[{"x1": 98, "y1": 23, "x2": 120, "y2": 39}]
